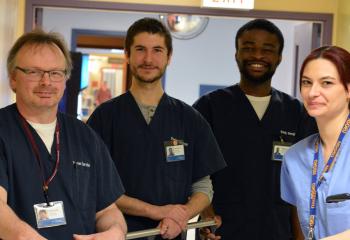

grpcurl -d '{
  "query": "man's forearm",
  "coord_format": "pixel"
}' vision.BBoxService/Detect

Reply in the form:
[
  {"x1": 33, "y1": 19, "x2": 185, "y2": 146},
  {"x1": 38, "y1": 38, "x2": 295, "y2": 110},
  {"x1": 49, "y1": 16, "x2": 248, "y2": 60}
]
[
  {"x1": 186, "y1": 192, "x2": 211, "y2": 219},
  {"x1": 200, "y1": 204, "x2": 216, "y2": 219},
  {"x1": 0, "y1": 199, "x2": 44, "y2": 239},
  {"x1": 162, "y1": 192, "x2": 210, "y2": 232},
  {"x1": 116, "y1": 194, "x2": 164, "y2": 220},
  {"x1": 117, "y1": 192, "x2": 210, "y2": 227},
  {"x1": 96, "y1": 203, "x2": 127, "y2": 234}
]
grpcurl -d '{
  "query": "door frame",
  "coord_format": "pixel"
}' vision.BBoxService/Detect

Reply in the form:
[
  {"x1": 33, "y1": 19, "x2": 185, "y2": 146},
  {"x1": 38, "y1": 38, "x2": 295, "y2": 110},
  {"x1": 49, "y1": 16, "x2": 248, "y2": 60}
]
[{"x1": 25, "y1": 0, "x2": 332, "y2": 45}]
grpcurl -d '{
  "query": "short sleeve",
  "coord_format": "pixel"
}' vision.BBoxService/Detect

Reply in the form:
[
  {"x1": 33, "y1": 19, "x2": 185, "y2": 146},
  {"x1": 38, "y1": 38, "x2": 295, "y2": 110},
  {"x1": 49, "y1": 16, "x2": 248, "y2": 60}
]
[
  {"x1": 95, "y1": 136, "x2": 125, "y2": 212},
  {"x1": 192, "y1": 111, "x2": 226, "y2": 181},
  {"x1": 87, "y1": 103, "x2": 115, "y2": 153},
  {"x1": 280, "y1": 154, "x2": 296, "y2": 206}
]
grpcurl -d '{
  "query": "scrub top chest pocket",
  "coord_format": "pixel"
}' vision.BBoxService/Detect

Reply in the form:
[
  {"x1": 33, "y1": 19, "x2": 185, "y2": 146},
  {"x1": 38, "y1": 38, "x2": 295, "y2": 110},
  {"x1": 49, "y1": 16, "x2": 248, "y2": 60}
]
[
  {"x1": 326, "y1": 198, "x2": 350, "y2": 236},
  {"x1": 164, "y1": 137, "x2": 187, "y2": 162}
]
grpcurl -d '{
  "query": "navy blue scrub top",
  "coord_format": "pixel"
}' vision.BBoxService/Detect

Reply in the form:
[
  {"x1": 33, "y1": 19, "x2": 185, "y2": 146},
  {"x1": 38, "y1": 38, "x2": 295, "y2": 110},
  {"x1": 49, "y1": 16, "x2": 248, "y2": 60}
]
[
  {"x1": 0, "y1": 104, "x2": 124, "y2": 239},
  {"x1": 88, "y1": 91, "x2": 226, "y2": 233},
  {"x1": 193, "y1": 84, "x2": 317, "y2": 240}
]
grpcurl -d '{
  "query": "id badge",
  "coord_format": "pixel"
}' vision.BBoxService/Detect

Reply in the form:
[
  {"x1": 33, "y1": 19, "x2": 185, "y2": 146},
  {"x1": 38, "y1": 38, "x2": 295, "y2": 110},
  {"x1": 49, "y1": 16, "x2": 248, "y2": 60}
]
[
  {"x1": 34, "y1": 201, "x2": 67, "y2": 229},
  {"x1": 164, "y1": 138, "x2": 186, "y2": 162},
  {"x1": 272, "y1": 141, "x2": 291, "y2": 161}
]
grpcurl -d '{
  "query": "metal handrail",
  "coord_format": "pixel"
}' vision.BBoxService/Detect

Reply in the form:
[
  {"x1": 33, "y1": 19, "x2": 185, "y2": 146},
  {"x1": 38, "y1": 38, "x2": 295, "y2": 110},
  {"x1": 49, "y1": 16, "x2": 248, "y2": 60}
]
[{"x1": 126, "y1": 219, "x2": 216, "y2": 239}]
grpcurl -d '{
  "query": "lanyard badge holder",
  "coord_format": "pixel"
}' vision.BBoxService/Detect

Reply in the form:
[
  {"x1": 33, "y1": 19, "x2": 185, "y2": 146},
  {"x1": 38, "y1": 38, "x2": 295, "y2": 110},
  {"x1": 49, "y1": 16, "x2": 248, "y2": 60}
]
[
  {"x1": 308, "y1": 219, "x2": 315, "y2": 240},
  {"x1": 20, "y1": 115, "x2": 67, "y2": 229},
  {"x1": 307, "y1": 114, "x2": 350, "y2": 239},
  {"x1": 164, "y1": 137, "x2": 187, "y2": 162}
]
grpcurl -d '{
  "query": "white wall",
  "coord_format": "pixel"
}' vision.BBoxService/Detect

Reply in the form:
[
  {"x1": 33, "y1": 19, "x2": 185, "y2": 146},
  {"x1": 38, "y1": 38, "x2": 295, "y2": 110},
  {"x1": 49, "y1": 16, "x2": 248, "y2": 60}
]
[
  {"x1": 294, "y1": 22, "x2": 313, "y2": 99},
  {"x1": 42, "y1": 8, "x2": 312, "y2": 105}
]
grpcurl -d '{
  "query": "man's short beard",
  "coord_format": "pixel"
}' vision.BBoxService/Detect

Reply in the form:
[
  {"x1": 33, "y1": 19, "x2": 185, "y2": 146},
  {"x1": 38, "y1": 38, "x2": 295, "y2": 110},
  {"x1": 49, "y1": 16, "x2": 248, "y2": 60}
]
[
  {"x1": 131, "y1": 65, "x2": 166, "y2": 84},
  {"x1": 134, "y1": 74, "x2": 161, "y2": 84},
  {"x1": 241, "y1": 68, "x2": 275, "y2": 84},
  {"x1": 237, "y1": 59, "x2": 276, "y2": 84}
]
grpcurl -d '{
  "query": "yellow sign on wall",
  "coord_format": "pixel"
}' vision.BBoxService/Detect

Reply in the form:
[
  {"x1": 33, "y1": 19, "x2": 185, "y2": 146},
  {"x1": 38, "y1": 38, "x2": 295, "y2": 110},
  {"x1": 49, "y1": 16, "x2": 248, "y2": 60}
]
[{"x1": 201, "y1": 0, "x2": 254, "y2": 10}]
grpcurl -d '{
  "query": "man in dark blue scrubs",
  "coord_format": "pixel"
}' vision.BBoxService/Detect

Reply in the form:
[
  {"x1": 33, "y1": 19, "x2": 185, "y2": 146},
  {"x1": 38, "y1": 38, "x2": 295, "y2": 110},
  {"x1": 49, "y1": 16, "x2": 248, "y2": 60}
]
[
  {"x1": 0, "y1": 29, "x2": 126, "y2": 240},
  {"x1": 193, "y1": 19, "x2": 316, "y2": 240},
  {"x1": 88, "y1": 18, "x2": 226, "y2": 240}
]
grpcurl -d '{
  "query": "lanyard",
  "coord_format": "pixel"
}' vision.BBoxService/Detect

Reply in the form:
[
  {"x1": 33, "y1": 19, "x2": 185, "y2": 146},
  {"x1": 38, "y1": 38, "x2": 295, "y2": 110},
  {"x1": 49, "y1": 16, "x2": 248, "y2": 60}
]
[
  {"x1": 308, "y1": 114, "x2": 350, "y2": 240},
  {"x1": 19, "y1": 115, "x2": 60, "y2": 206}
]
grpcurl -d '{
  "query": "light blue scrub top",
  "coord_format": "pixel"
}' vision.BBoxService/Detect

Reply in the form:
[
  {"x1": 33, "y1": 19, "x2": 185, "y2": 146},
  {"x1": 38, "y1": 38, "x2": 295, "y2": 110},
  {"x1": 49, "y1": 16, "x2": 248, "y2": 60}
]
[{"x1": 281, "y1": 132, "x2": 350, "y2": 239}]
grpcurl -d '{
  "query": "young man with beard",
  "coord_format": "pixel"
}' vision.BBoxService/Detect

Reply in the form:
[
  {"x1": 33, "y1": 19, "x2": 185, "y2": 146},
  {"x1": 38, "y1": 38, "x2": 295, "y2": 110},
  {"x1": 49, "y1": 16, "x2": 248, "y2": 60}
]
[
  {"x1": 87, "y1": 18, "x2": 226, "y2": 240},
  {"x1": 193, "y1": 19, "x2": 316, "y2": 240}
]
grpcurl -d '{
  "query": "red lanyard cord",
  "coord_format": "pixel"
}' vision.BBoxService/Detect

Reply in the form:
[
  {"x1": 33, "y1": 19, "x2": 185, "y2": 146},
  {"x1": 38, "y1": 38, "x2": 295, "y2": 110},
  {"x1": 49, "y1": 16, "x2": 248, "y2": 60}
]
[{"x1": 19, "y1": 115, "x2": 60, "y2": 206}]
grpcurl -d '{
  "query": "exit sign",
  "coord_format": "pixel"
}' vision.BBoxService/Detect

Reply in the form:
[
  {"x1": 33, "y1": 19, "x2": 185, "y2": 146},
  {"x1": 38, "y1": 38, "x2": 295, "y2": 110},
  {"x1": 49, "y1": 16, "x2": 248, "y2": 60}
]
[{"x1": 201, "y1": 0, "x2": 254, "y2": 10}]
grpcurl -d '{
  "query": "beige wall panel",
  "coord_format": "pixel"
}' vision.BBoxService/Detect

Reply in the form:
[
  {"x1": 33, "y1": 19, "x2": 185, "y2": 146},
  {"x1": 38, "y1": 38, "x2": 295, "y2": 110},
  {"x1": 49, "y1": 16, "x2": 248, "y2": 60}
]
[
  {"x1": 336, "y1": 0, "x2": 350, "y2": 51},
  {"x1": 0, "y1": 0, "x2": 20, "y2": 106}
]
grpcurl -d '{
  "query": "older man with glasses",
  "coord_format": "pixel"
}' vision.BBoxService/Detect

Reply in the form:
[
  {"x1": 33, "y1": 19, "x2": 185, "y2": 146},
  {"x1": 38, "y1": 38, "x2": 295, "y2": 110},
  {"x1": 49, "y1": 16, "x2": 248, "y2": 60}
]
[{"x1": 0, "y1": 29, "x2": 127, "y2": 240}]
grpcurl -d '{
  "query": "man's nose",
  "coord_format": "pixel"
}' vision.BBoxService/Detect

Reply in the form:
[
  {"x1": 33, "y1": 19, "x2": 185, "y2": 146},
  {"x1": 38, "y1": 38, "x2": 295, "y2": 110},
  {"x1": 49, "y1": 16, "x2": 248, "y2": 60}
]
[
  {"x1": 39, "y1": 72, "x2": 51, "y2": 85},
  {"x1": 143, "y1": 50, "x2": 152, "y2": 63}
]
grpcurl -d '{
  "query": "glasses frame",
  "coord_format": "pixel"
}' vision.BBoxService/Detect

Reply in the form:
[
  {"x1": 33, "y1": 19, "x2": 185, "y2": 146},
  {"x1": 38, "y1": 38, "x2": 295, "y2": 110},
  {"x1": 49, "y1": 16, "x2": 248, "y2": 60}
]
[{"x1": 15, "y1": 66, "x2": 67, "y2": 82}]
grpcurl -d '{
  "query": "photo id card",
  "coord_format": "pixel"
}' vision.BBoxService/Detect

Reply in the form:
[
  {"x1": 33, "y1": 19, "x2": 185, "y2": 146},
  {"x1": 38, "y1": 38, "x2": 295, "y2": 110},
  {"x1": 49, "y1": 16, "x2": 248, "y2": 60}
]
[
  {"x1": 272, "y1": 141, "x2": 292, "y2": 161},
  {"x1": 164, "y1": 138, "x2": 185, "y2": 162},
  {"x1": 34, "y1": 201, "x2": 67, "y2": 229}
]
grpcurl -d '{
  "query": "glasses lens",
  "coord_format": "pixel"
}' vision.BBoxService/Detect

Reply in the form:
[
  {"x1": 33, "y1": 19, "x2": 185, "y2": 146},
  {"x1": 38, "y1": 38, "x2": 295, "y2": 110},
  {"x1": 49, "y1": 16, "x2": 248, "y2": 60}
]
[
  {"x1": 16, "y1": 67, "x2": 66, "y2": 82},
  {"x1": 49, "y1": 71, "x2": 66, "y2": 82},
  {"x1": 25, "y1": 69, "x2": 42, "y2": 81}
]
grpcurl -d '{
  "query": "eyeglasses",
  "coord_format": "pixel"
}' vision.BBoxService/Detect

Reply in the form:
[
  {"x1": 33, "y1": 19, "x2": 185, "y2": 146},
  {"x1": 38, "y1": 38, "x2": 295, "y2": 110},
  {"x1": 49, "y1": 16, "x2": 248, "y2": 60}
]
[{"x1": 15, "y1": 66, "x2": 67, "y2": 82}]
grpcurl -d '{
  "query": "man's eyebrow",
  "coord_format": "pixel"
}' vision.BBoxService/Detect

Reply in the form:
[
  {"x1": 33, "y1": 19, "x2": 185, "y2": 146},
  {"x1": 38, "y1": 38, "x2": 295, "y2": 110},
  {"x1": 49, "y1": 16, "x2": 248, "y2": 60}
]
[
  {"x1": 241, "y1": 41, "x2": 254, "y2": 45},
  {"x1": 241, "y1": 41, "x2": 278, "y2": 49},
  {"x1": 133, "y1": 45, "x2": 165, "y2": 49},
  {"x1": 262, "y1": 43, "x2": 278, "y2": 48}
]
